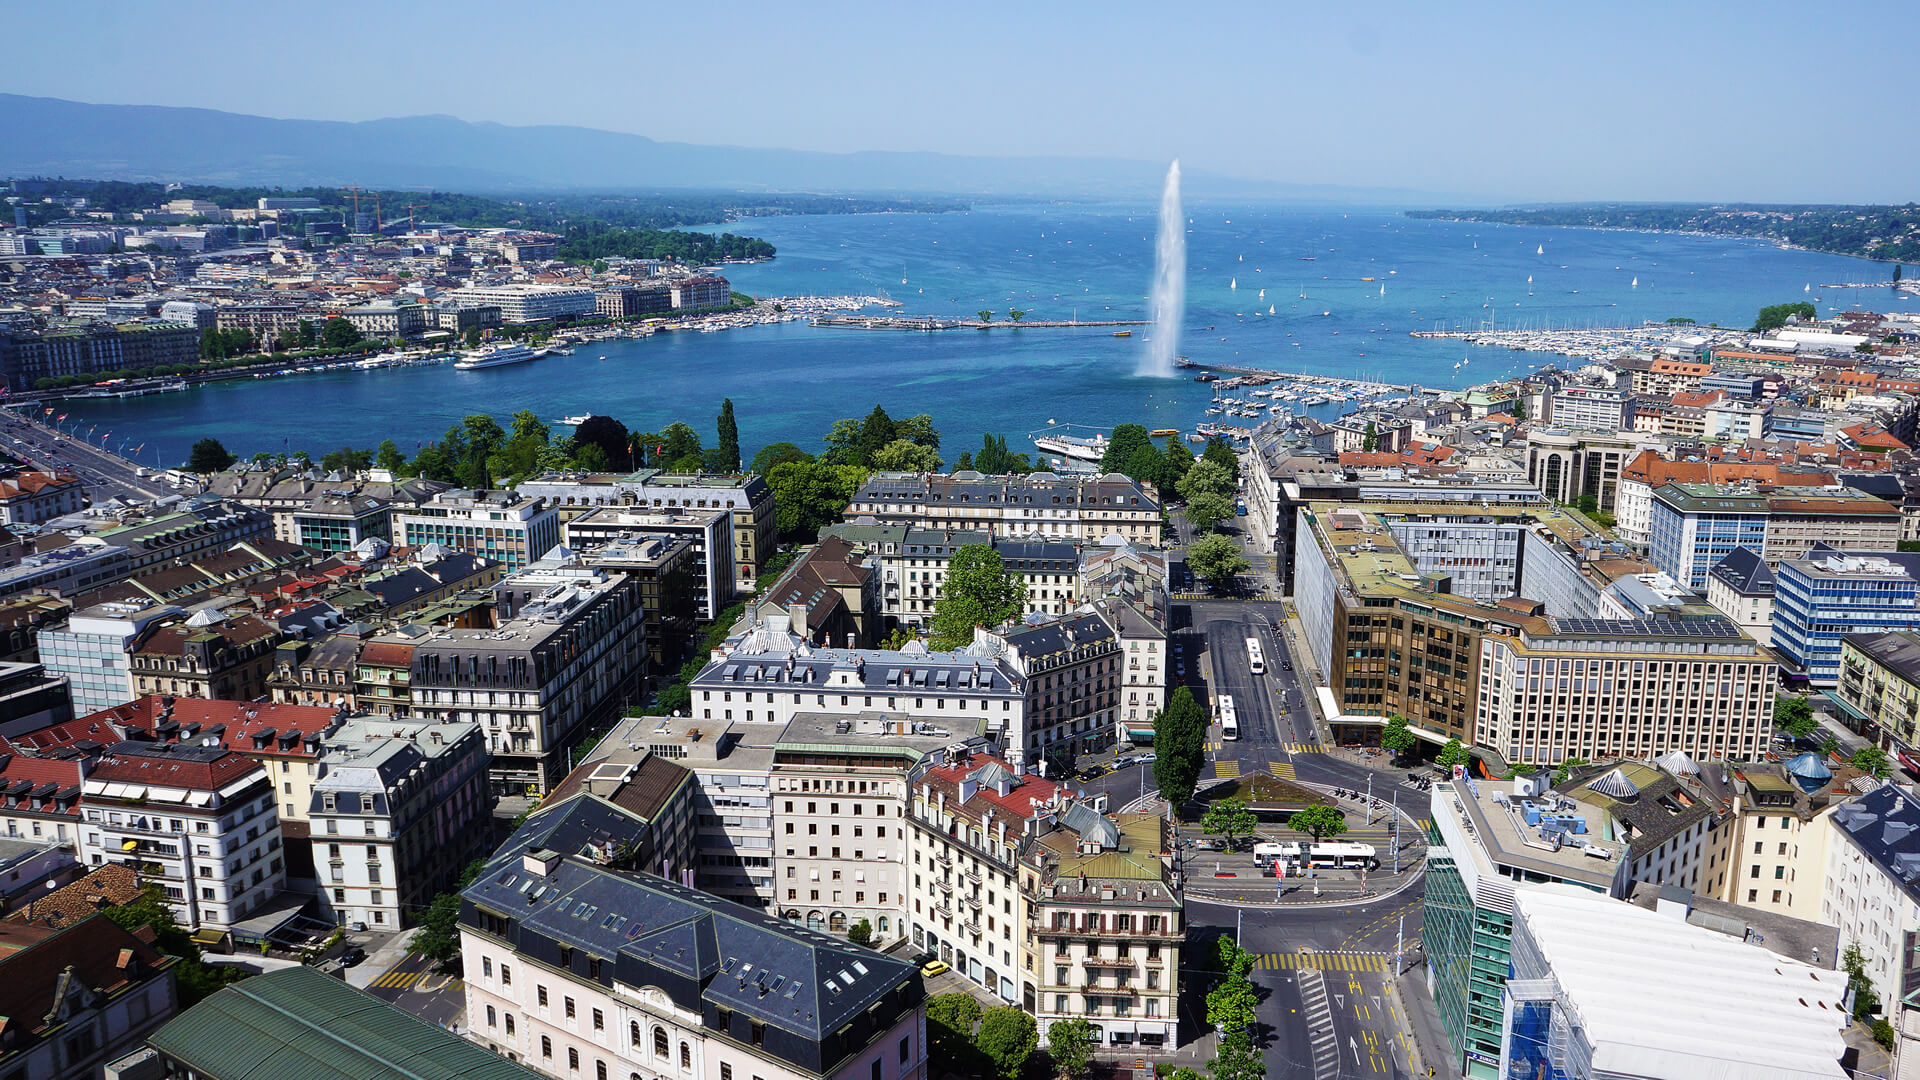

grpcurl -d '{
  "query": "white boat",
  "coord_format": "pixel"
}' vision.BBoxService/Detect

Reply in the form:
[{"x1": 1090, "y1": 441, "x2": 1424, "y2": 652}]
[
  {"x1": 1032, "y1": 431, "x2": 1109, "y2": 463},
  {"x1": 1536, "y1": 245, "x2": 1544, "y2": 255},
  {"x1": 454, "y1": 344, "x2": 539, "y2": 370},
  {"x1": 558, "y1": 415, "x2": 591, "y2": 426},
  {"x1": 1631, "y1": 277, "x2": 1639, "y2": 287}
]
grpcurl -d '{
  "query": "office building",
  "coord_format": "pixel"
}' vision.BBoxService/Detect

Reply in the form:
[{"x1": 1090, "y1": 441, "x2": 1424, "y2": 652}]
[
  {"x1": 310, "y1": 717, "x2": 492, "y2": 930},
  {"x1": 1499, "y1": 884, "x2": 1846, "y2": 1080},
  {"x1": 339, "y1": 300, "x2": 429, "y2": 338},
  {"x1": 99, "y1": 496, "x2": 275, "y2": 576},
  {"x1": 410, "y1": 561, "x2": 645, "y2": 794},
  {"x1": 1648, "y1": 483, "x2": 1902, "y2": 589},
  {"x1": 671, "y1": 275, "x2": 733, "y2": 310},
  {"x1": 78, "y1": 741, "x2": 285, "y2": 930},
  {"x1": 0, "y1": 538, "x2": 132, "y2": 600},
  {"x1": 845, "y1": 472, "x2": 1163, "y2": 548},
  {"x1": 520, "y1": 470, "x2": 776, "y2": 590},
  {"x1": 0, "y1": 660, "x2": 72, "y2": 738},
  {"x1": 568, "y1": 534, "x2": 700, "y2": 669},
  {"x1": 1425, "y1": 772, "x2": 1627, "y2": 1079},
  {"x1": 596, "y1": 284, "x2": 674, "y2": 319},
  {"x1": 562, "y1": 505, "x2": 734, "y2": 620},
  {"x1": 1773, "y1": 552, "x2": 1920, "y2": 686},
  {"x1": 391, "y1": 488, "x2": 560, "y2": 571},
  {"x1": 459, "y1": 821, "x2": 927, "y2": 1080},
  {"x1": 1839, "y1": 631, "x2": 1920, "y2": 763},
  {"x1": 1475, "y1": 616, "x2": 1777, "y2": 767}
]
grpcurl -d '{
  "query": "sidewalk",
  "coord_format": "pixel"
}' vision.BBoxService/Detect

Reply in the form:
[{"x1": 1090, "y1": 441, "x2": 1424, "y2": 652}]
[{"x1": 1386, "y1": 961, "x2": 1459, "y2": 1080}]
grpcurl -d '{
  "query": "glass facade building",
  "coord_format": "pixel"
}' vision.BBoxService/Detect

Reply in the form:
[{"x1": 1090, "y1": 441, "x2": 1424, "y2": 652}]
[{"x1": 1773, "y1": 554, "x2": 1920, "y2": 685}]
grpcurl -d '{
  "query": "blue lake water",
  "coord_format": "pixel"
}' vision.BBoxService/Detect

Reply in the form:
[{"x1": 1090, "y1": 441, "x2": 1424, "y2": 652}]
[{"x1": 59, "y1": 202, "x2": 1905, "y2": 468}]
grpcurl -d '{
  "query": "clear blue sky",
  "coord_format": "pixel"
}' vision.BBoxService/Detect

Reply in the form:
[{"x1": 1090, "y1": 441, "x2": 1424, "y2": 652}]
[{"x1": 7, "y1": 0, "x2": 1916, "y2": 203}]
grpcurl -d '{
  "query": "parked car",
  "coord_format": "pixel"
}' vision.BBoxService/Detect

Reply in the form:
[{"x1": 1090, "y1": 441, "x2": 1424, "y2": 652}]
[
  {"x1": 340, "y1": 945, "x2": 367, "y2": 967},
  {"x1": 921, "y1": 959, "x2": 951, "y2": 977}
]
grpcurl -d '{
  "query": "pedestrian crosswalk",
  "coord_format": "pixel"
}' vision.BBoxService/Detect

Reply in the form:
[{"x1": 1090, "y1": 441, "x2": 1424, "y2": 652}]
[
  {"x1": 1284, "y1": 743, "x2": 1328, "y2": 754},
  {"x1": 368, "y1": 969, "x2": 465, "y2": 992},
  {"x1": 1204, "y1": 740, "x2": 1223, "y2": 752},
  {"x1": 1214, "y1": 759, "x2": 1242, "y2": 779},
  {"x1": 1253, "y1": 951, "x2": 1390, "y2": 972},
  {"x1": 1269, "y1": 762, "x2": 1296, "y2": 779}
]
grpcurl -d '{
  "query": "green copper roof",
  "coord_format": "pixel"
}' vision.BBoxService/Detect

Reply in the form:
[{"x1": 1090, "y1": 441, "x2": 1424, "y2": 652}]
[{"x1": 148, "y1": 965, "x2": 542, "y2": 1080}]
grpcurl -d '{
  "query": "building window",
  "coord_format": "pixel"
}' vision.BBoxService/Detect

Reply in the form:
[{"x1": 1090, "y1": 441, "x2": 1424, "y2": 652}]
[
  {"x1": 655, "y1": 1027, "x2": 670, "y2": 1058},
  {"x1": 541, "y1": 1036, "x2": 552, "y2": 1059}
]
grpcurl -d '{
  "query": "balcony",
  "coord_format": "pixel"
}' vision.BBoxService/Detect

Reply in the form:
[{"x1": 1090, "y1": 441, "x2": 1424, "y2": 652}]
[
  {"x1": 960, "y1": 919, "x2": 982, "y2": 936},
  {"x1": 962, "y1": 893, "x2": 982, "y2": 909},
  {"x1": 934, "y1": 878, "x2": 953, "y2": 893},
  {"x1": 962, "y1": 867, "x2": 982, "y2": 884},
  {"x1": 1081, "y1": 957, "x2": 1136, "y2": 969},
  {"x1": 932, "y1": 902, "x2": 953, "y2": 919}
]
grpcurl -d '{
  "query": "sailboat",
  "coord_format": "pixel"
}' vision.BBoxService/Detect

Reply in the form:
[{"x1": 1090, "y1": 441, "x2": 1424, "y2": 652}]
[
  {"x1": 1379, "y1": 283, "x2": 1385, "y2": 297},
  {"x1": 1230, "y1": 278, "x2": 1237, "y2": 290},
  {"x1": 1536, "y1": 245, "x2": 1544, "y2": 255},
  {"x1": 1269, "y1": 305, "x2": 1276, "y2": 314},
  {"x1": 1805, "y1": 283, "x2": 1812, "y2": 293},
  {"x1": 1257, "y1": 288, "x2": 1265, "y2": 300}
]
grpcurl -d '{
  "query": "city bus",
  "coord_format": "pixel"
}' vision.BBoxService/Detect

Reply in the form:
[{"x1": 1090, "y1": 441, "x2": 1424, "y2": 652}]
[
  {"x1": 1218, "y1": 694, "x2": 1239, "y2": 741},
  {"x1": 1253, "y1": 842, "x2": 1378, "y2": 871},
  {"x1": 1246, "y1": 637, "x2": 1265, "y2": 675}
]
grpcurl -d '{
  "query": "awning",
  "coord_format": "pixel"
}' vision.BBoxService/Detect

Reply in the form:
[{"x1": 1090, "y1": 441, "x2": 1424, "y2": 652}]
[
  {"x1": 190, "y1": 928, "x2": 228, "y2": 946},
  {"x1": 1822, "y1": 690, "x2": 1870, "y2": 724},
  {"x1": 121, "y1": 839, "x2": 139, "y2": 851}
]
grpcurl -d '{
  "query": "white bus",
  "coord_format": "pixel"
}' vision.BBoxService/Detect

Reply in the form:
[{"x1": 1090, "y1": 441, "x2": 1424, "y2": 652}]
[
  {"x1": 1218, "y1": 694, "x2": 1239, "y2": 741},
  {"x1": 1304, "y1": 842, "x2": 1378, "y2": 871},
  {"x1": 1246, "y1": 637, "x2": 1265, "y2": 675}
]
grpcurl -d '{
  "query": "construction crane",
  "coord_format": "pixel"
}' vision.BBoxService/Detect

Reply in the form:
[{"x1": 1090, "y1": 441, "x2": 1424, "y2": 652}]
[
  {"x1": 341, "y1": 185, "x2": 364, "y2": 230},
  {"x1": 403, "y1": 203, "x2": 428, "y2": 231}
]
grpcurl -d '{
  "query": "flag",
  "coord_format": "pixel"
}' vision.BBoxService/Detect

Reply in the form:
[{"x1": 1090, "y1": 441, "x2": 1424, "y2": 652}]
[
  {"x1": 41, "y1": 408, "x2": 51, "y2": 416},
  {"x1": 133, "y1": 444, "x2": 143, "y2": 453},
  {"x1": 56, "y1": 413, "x2": 66, "y2": 422}
]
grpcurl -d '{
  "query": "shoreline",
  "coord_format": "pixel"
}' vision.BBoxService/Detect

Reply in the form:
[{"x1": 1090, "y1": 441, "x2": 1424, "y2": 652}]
[{"x1": 1405, "y1": 212, "x2": 1907, "y2": 265}]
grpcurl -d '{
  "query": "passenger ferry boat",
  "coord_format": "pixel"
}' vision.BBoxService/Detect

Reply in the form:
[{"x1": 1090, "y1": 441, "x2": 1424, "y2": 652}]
[{"x1": 454, "y1": 344, "x2": 539, "y2": 370}]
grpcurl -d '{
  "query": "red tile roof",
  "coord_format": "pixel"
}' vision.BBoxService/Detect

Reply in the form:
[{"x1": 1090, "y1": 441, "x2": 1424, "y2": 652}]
[
  {"x1": 920, "y1": 752, "x2": 1067, "y2": 822},
  {"x1": 87, "y1": 744, "x2": 261, "y2": 790},
  {"x1": 0, "y1": 915, "x2": 170, "y2": 1044},
  {"x1": 29, "y1": 696, "x2": 341, "y2": 759}
]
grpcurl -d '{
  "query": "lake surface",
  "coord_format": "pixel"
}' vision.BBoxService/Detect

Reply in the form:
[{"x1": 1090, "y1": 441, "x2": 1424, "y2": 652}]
[{"x1": 61, "y1": 202, "x2": 1902, "y2": 468}]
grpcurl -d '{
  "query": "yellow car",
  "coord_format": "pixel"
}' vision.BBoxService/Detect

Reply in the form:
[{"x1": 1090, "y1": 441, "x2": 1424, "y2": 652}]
[{"x1": 920, "y1": 960, "x2": 951, "y2": 978}]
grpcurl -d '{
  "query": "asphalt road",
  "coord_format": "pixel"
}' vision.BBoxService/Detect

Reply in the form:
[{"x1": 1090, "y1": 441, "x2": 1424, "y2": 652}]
[
  {"x1": 362, "y1": 950, "x2": 469, "y2": 1031},
  {"x1": 0, "y1": 408, "x2": 167, "y2": 503}
]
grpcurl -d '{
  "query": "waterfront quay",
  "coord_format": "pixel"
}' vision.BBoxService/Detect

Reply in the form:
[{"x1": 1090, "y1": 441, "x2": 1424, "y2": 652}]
[{"x1": 810, "y1": 314, "x2": 1149, "y2": 330}]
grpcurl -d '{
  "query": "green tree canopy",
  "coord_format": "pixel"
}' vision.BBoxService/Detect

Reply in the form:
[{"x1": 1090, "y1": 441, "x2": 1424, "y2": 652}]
[
  {"x1": 1207, "y1": 1028, "x2": 1266, "y2": 1080},
  {"x1": 572, "y1": 415, "x2": 633, "y2": 472},
  {"x1": 1754, "y1": 301, "x2": 1818, "y2": 332},
  {"x1": 1202, "y1": 436, "x2": 1240, "y2": 481},
  {"x1": 1381, "y1": 714, "x2": 1416, "y2": 754},
  {"x1": 1153, "y1": 686, "x2": 1207, "y2": 805},
  {"x1": 1852, "y1": 746, "x2": 1893, "y2": 780},
  {"x1": 320, "y1": 317, "x2": 363, "y2": 348},
  {"x1": 1202, "y1": 797, "x2": 1258, "y2": 852},
  {"x1": 1162, "y1": 437, "x2": 1196, "y2": 489},
  {"x1": 1183, "y1": 491, "x2": 1237, "y2": 534},
  {"x1": 1212, "y1": 936, "x2": 1256, "y2": 977},
  {"x1": 320, "y1": 446, "x2": 373, "y2": 474},
  {"x1": 188, "y1": 437, "x2": 236, "y2": 474},
  {"x1": 1099, "y1": 424, "x2": 1154, "y2": 474},
  {"x1": 375, "y1": 440, "x2": 407, "y2": 473},
  {"x1": 975, "y1": 1007, "x2": 1038, "y2": 1080},
  {"x1": 846, "y1": 918, "x2": 873, "y2": 947},
  {"x1": 1205, "y1": 972, "x2": 1258, "y2": 1034},
  {"x1": 1288, "y1": 804, "x2": 1348, "y2": 842},
  {"x1": 1046, "y1": 1018, "x2": 1097, "y2": 1080},
  {"x1": 1437, "y1": 738, "x2": 1471, "y2": 769},
  {"x1": 1188, "y1": 534, "x2": 1250, "y2": 590},
  {"x1": 766, "y1": 461, "x2": 868, "y2": 543},
  {"x1": 926, "y1": 992, "x2": 983, "y2": 1071},
  {"x1": 871, "y1": 438, "x2": 942, "y2": 473},
  {"x1": 930, "y1": 545, "x2": 1027, "y2": 650},
  {"x1": 715, "y1": 398, "x2": 742, "y2": 473},
  {"x1": 974, "y1": 433, "x2": 1033, "y2": 475},
  {"x1": 1774, "y1": 696, "x2": 1818, "y2": 739},
  {"x1": 749, "y1": 441, "x2": 814, "y2": 474}
]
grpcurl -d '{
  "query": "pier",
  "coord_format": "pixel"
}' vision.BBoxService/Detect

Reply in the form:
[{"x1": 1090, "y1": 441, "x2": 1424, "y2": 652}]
[
  {"x1": 810, "y1": 315, "x2": 1149, "y2": 331},
  {"x1": 1176, "y1": 359, "x2": 1421, "y2": 393}
]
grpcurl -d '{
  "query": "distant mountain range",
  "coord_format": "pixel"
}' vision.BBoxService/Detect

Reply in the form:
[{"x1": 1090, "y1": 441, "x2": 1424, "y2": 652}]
[{"x1": 0, "y1": 93, "x2": 1453, "y2": 203}]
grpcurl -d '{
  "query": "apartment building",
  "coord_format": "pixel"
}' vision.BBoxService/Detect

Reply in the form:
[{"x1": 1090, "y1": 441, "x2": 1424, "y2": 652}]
[
  {"x1": 391, "y1": 489, "x2": 560, "y2": 572},
  {"x1": 460, "y1": 835, "x2": 927, "y2": 1080},
  {"x1": 1474, "y1": 616, "x2": 1777, "y2": 767},
  {"x1": 0, "y1": 914, "x2": 179, "y2": 1080},
  {"x1": 201, "y1": 467, "x2": 453, "y2": 552},
  {"x1": 1022, "y1": 811, "x2": 1181, "y2": 1049},
  {"x1": 569, "y1": 535, "x2": 700, "y2": 670},
  {"x1": 78, "y1": 742, "x2": 285, "y2": 930},
  {"x1": 1714, "y1": 755, "x2": 1851, "y2": 922},
  {"x1": 0, "y1": 538, "x2": 132, "y2": 600},
  {"x1": 0, "y1": 470, "x2": 84, "y2": 525},
  {"x1": 1824, "y1": 785, "x2": 1920, "y2": 1019},
  {"x1": 752, "y1": 536, "x2": 880, "y2": 650},
  {"x1": 1704, "y1": 545, "x2": 1776, "y2": 645},
  {"x1": 443, "y1": 284, "x2": 596, "y2": 324},
  {"x1": 872, "y1": 528, "x2": 1081, "y2": 627},
  {"x1": 410, "y1": 562, "x2": 645, "y2": 794},
  {"x1": 906, "y1": 752, "x2": 1066, "y2": 1005},
  {"x1": 984, "y1": 612, "x2": 1122, "y2": 773},
  {"x1": 1838, "y1": 630, "x2": 1920, "y2": 762},
  {"x1": 310, "y1": 717, "x2": 492, "y2": 930},
  {"x1": 769, "y1": 713, "x2": 955, "y2": 946},
  {"x1": 125, "y1": 608, "x2": 283, "y2": 702},
  {"x1": 1556, "y1": 760, "x2": 1731, "y2": 895},
  {"x1": 1546, "y1": 384, "x2": 1635, "y2": 433},
  {"x1": 0, "y1": 752, "x2": 83, "y2": 848},
  {"x1": 845, "y1": 472, "x2": 1162, "y2": 548},
  {"x1": 520, "y1": 470, "x2": 776, "y2": 590},
  {"x1": 690, "y1": 615, "x2": 1023, "y2": 760},
  {"x1": 99, "y1": 496, "x2": 275, "y2": 575}
]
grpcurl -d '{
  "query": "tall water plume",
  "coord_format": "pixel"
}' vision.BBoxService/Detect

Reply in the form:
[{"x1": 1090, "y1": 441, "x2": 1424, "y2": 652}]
[{"x1": 1139, "y1": 159, "x2": 1184, "y2": 378}]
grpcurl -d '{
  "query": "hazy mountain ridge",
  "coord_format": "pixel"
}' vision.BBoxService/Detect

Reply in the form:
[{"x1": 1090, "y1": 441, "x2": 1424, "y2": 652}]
[{"x1": 0, "y1": 93, "x2": 1458, "y2": 203}]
